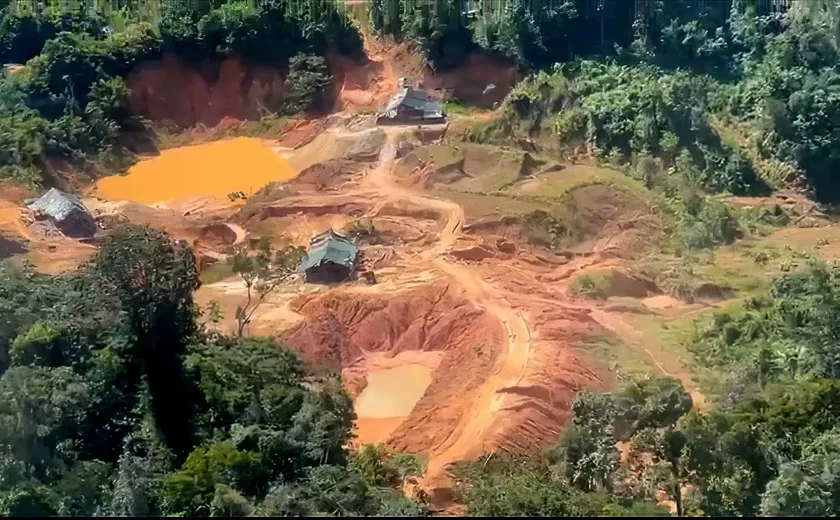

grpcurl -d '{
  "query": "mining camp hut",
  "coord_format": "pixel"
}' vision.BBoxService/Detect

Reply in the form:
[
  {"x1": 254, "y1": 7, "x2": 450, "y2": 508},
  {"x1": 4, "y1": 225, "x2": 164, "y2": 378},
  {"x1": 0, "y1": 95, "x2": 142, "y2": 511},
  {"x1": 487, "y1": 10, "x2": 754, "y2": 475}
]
[
  {"x1": 27, "y1": 188, "x2": 96, "y2": 239},
  {"x1": 300, "y1": 229, "x2": 358, "y2": 283},
  {"x1": 376, "y1": 79, "x2": 446, "y2": 125}
]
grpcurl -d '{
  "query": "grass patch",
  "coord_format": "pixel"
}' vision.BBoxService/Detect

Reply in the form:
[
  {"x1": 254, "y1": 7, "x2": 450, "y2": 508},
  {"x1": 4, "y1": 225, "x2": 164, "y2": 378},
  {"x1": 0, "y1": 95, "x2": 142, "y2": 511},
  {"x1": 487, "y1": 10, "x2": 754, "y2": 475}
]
[
  {"x1": 508, "y1": 164, "x2": 653, "y2": 204},
  {"x1": 694, "y1": 261, "x2": 767, "y2": 296},
  {"x1": 153, "y1": 116, "x2": 289, "y2": 151},
  {"x1": 575, "y1": 334, "x2": 656, "y2": 383},
  {"x1": 433, "y1": 189, "x2": 546, "y2": 218},
  {"x1": 153, "y1": 127, "x2": 195, "y2": 151},
  {"x1": 199, "y1": 262, "x2": 234, "y2": 285},
  {"x1": 623, "y1": 310, "x2": 715, "y2": 392},
  {"x1": 571, "y1": 272, "x2": 613, "y2": 300},
  {"x1": 442, "y1": 99, "x2": 478, "y2": 116}
]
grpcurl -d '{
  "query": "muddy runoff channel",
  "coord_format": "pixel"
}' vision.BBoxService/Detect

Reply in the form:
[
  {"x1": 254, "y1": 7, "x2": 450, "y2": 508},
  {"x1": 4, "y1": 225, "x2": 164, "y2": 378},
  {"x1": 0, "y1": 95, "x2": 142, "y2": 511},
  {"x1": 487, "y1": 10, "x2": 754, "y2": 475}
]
[{"x1": 94, "y1": 126, "x2": 582, "y2": 504}]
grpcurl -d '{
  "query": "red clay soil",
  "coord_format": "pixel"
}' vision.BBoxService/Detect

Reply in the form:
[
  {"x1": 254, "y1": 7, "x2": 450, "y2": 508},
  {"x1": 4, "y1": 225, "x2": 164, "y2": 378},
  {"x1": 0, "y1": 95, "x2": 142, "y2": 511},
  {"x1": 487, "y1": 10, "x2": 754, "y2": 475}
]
[
  {"x1": 294, "y1": 159, "x2": 365, "y2": 188},
  {"x1": 278, "y1": 261, "x2": 606, "y2": 503},
  {"x1": 279, "y1": 281, "x2": 504, "y2": 454},
  {"x1": 127, "y1": 53, "x2": 286, "y2": 128},
  {"x1": 274, "y1": 118, "x2": 331, "y2": 149},
  {"x1": 0, "y1": 184, "x2": 36, "y2": 205},
  {"x1": 330, "y1": 53, "x2": 399, "y2": 112},
  {"x1": 423, "y1": 52, "x2": 520, "y2": 108},
  {"x1": 250, "y1": 198, "x2": 373, "y2": 221}
]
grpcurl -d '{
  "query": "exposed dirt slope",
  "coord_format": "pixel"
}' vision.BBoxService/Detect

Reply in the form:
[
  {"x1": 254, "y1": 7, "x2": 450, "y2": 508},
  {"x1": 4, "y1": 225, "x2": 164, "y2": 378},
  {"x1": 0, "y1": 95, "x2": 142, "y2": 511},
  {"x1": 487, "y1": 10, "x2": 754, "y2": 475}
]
[
  {"x1": 127, "y1": 54, "x2": 286, "y2": 128},
  {"x1": 281, "y1": 281, "x2": 504, "y2": 451}
]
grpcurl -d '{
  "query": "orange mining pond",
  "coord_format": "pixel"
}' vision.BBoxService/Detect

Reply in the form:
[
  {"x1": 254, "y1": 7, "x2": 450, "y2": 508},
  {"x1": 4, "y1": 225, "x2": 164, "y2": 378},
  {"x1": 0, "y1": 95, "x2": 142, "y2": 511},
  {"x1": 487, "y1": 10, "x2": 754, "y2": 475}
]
[{"x1": 96, "y1": 137, "x2": 297, "y2": 205}]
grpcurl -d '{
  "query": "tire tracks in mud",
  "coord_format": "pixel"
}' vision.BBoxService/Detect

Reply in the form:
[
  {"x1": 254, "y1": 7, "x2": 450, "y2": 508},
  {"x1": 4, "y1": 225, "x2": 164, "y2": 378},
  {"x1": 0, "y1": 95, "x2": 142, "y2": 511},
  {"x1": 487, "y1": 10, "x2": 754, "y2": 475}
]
[
  {"x1": 422, "y1": 260, "x2": 532, "y2": 488},
  {"x1": 359, "y1": 152, "x2": 534, "y2": 489}
]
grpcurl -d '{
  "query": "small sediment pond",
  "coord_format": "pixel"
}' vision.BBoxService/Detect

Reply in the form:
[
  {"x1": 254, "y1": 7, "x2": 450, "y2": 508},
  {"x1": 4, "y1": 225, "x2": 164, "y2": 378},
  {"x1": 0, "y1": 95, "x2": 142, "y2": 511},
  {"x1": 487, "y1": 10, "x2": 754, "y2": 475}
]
[{"x1": 354, "y1": 361, "x2": 435, "y2": 445}]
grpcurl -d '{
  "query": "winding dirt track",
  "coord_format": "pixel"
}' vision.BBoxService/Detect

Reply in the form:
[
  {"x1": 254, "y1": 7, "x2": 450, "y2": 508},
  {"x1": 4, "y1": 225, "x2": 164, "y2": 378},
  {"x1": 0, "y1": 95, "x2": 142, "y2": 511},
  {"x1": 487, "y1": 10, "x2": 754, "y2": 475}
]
[
  {"x1": 354, "y1": 132, "x2": 707, "y2": 490},
  {"x1": 424, "y1": 259, "x2": 531, "y2": 485},
  {"x1": 359, "y1": 151, "x2": 533, "y2": 487}
]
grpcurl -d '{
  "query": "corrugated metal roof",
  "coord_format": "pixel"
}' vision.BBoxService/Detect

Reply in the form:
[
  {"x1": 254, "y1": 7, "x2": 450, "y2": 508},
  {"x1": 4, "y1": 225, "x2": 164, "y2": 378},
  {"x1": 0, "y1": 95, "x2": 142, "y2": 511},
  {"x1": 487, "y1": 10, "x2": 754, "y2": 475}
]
[
  {"x1": 27, "y1": 188, "x2": 89, "y2": 222},
  {"x1": 300, "y1": 236, "x2": 358, "y2": 271},
  {"x1": 310, "y1": 228, "x2": 351, "y2": 247},
  {"x1": 380, "y1": 87, "x2": 445, "y2": 121}
]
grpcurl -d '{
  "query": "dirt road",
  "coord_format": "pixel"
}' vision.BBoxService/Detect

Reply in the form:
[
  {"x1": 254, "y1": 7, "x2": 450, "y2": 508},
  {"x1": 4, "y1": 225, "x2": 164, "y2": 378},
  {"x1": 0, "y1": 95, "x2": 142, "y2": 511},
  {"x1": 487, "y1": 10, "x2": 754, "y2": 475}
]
[
  {"x1": 360, "y1": 147, "x2": 531, "y2": 488},
  {"x1": 423, "y1": 259, "x2": 531, "y2": 486}
]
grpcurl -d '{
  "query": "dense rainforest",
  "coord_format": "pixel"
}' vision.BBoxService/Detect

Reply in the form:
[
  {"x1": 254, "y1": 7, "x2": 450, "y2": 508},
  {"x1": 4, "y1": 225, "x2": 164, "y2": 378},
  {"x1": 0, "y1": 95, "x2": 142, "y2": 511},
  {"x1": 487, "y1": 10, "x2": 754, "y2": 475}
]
[{"x1": 4, "y1": 0, "x2": 840, "y2": 517}]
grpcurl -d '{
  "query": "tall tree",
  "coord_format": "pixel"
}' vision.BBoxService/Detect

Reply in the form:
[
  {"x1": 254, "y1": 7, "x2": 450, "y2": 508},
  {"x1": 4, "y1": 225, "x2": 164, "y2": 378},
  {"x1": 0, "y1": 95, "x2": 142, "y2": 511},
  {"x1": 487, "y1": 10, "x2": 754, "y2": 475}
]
[{"x1": 90, "y1": 225, "x2": 200, "y2": 458}]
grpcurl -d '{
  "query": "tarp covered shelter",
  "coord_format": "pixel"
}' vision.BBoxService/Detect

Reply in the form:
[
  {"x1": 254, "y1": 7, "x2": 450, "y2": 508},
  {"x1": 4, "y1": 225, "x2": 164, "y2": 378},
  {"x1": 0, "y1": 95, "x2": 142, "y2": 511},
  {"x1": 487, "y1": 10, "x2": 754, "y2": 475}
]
[
  {"x1": 377, "y1": 87, "x2": 446, "y2": 124},
  {"x1": 27, "y1": 188, "x2": 96, "y2": 239},
  {"x1": 300, "y1": 229, "x2": 358, "y2": 283}
]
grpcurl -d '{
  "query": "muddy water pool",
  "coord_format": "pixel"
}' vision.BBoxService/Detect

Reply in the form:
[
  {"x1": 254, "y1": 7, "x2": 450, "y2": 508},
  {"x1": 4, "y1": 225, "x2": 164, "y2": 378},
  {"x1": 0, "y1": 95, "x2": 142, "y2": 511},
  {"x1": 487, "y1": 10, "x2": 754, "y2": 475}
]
[{"x1": 96, "y1": 137, "x2": 296, "y2": 205}]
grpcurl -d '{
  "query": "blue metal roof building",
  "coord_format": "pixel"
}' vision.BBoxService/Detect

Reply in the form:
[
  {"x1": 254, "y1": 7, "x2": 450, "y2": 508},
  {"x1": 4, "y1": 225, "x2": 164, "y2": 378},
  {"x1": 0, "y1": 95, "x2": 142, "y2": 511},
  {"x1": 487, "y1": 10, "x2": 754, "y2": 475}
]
[{"x1": 300, "y1": 229, "x2": 358, "y2": 283}]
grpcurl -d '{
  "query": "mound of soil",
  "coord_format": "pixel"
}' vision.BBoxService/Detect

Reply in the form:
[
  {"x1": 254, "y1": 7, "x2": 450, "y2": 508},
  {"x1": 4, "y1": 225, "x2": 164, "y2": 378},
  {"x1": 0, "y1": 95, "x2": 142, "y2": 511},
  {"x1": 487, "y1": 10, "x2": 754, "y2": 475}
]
[
  {"x1": 288, "y1": 128, "x2": 387, "y2": 171},
  {"x1": 275, "y1": 118, "x2": 332, "y2": 149},
  {"x1": 450, "y1": 244, "x2": 499, "y2": 262},
  {"x1": 564, "y1": 185, "x2": 647, "y2": 235},
  {"x1": 331, "y1": 53, "x2": 398, "y2": 112},
  {"x1": 574, "y1": 268, "x2": 659, "y2": 299},
  {"x1": 695, "y1": 282, "x2": 735, "y2": 301},
  {"x1": 555, "y1": 184, "x2": 657, "y2": 256},
  {"x1": 197, "y1": 223, "x2": 239, "y2": 248},
  {"x1": 236, "y1": 183, "x2": 297, "y2": 222},
  {"x1": 375, "y1": 199, "x2": 446, "y2": 223},
  {"x1": 395, "y1": 143, "x2": 551, "y2": 194},
  {"x1": 279, "y1": 282, "x2": 504, "y2": 452},
  {"x1": 295, "y1": 159, "x2": 365, "y2": 188},
  {"x1": 498, "y1": 303, "x2": 605, "y2": 453},
  {"x1": 253, "y1": 199, "x2": 373, "y2": 221},
  {"x1": 463, "y1": 215, "x2": 525, "y2": 241}
]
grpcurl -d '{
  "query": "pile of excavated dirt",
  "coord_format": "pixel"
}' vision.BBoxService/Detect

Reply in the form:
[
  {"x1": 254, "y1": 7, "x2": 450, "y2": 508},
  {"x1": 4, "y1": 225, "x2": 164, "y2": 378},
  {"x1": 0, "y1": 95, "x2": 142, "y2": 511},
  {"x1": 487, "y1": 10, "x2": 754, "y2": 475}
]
[
  {"x1": 95, "y1": 138, "x2": 297, "y2": 205},
  {"x1": 560, "y1": 184, "x2": 652, "y2": 241},
  {"x1": 331, "y1": 53, "x2": 398, "y2": 112},
  {"x1": 279, "y1": 281, "x2": 504, "y2": 451},
  {"x1": 287, "y1": 128, "x2": 387, "y2": 171},
  {"x1": 234, "y1": 159, "x2": 365, "y2": 222},
  {"x1": 393, "y1": 144, "x2": 561, "y2": 198},
  {"x1": 244, "y1": 195, "x2": 373, "y2": 223},
  {"x1": 569, "y1": 268, "x2": 660, "y2": 299},
  {"x1": 485, "y1": 301, "x2": 605, "y2": 454},
  {"x1": 463, "y1": 215, "x2": 527, "y2": 242},
  {"x1": 294, "y1": 159, "x2": 366, "y2": 188},
  {"x1": 519, "y1": 181, "x2": 659, "y2": 257},
  {"x1": 275, "y1": 118, "x2": 332, "y2": 149},
  {"x1": 235, "y1": 183, "x2": 298, "y2": 222},
  {"x1": 196, "y1": 223, "x2": 242, "y2": 249}
]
